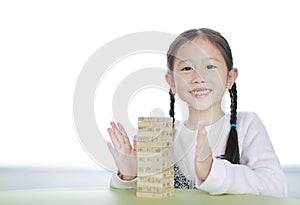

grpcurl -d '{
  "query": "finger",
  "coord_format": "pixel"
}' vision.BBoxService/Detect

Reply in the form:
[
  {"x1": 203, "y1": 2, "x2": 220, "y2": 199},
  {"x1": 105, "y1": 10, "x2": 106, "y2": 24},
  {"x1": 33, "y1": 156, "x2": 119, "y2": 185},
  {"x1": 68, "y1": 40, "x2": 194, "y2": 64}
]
[
  {"x1": 117, "y1": 123, "x2": 128, "y2": 136},
  {"x1": 107, "y1": 128, "x2": 121, "y2": 149},
  {"x1": 117, "y1": 123, "x2": 132, "y2": 148},
  {"x1": 109, "y1": 126, "x2": 132, "y2": 155},
  {"x1": 119, "y1": 123, "x2": 133, "y2": 154},
  {"x1": 111, "y1": 122, "x2": 123, "y2": 135},
  {"x1": 133, "y1": 135, "x2": 137, "y2": 151},
  {"x1": 111, "y1": 122, "x2": 126, "y2": 144},
  {"x1": 123, "y1": 132, "x2": 130, "y2": 144},
  {"x1": 196, "y1": 122, "x2": 212, "y2": 161},
  {"x1": 197, "y1": 122, "x2": 207, "y2": 144},
  {"x1": 121, "y1": 136, "x2": 132, "y2": 154},
  {"x1": 116, "y1": 123, "x2": 132, "y2": 153}
]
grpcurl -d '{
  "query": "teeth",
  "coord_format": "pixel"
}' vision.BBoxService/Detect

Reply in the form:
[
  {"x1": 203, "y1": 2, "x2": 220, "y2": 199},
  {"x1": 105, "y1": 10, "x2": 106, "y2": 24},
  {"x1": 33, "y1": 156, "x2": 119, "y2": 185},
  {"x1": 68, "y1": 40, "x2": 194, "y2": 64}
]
[{"x1": 191, "y1": 90, "x2": 210, "y2": 95}]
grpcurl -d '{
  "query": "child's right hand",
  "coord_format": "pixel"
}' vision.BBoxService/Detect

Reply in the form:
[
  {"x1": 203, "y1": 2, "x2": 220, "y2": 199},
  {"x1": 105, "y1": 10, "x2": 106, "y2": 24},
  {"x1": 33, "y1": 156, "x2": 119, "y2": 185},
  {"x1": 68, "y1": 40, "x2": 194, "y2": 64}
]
[{"x1": 107, "y1": 122, "x2": 137, "y2": 181}]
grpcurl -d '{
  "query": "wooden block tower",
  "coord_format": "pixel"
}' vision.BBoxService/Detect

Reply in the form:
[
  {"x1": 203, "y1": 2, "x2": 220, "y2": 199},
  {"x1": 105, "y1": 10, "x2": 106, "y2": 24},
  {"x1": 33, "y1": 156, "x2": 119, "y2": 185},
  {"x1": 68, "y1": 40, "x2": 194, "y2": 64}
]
[{"x1": 136, "y1": 117, "x2": 174, "y2": 198}]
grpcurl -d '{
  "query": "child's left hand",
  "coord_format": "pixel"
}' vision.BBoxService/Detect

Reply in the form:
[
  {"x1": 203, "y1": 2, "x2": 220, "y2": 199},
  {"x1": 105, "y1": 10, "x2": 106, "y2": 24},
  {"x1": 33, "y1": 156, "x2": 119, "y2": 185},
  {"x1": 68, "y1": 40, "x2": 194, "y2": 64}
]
[{"x1": 194, "y1": 121, "x2": 213, "y2": 181}]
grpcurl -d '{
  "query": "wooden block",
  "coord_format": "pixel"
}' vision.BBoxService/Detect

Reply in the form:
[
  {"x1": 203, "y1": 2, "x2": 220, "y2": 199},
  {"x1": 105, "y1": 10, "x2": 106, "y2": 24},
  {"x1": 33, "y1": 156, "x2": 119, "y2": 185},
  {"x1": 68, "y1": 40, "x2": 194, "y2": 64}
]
[
  {"x1": 136, "y1": 189, "x2": 174, "y2": 198},
  {"x1": 137, "y1": 117, "x2": 174, "y2": 198}
]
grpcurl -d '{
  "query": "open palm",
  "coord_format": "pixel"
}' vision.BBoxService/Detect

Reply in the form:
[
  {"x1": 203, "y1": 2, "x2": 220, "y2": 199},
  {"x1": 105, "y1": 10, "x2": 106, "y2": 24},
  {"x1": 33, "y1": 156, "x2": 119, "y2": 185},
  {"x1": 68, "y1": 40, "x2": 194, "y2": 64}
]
[{"x1": 107, "y1": 122, "x2": 137, "y2": 180}]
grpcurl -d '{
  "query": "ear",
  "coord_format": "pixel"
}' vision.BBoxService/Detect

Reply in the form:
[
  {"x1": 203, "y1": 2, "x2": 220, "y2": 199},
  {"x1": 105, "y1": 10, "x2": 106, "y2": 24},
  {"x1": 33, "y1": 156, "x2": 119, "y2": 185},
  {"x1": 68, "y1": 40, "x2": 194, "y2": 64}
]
[
  {"x1": 226, "y1": 68, "x2": 238, "y2": 89},
  {"x1": 165, "y1": 73, "x2": 176, "y2": 93}
]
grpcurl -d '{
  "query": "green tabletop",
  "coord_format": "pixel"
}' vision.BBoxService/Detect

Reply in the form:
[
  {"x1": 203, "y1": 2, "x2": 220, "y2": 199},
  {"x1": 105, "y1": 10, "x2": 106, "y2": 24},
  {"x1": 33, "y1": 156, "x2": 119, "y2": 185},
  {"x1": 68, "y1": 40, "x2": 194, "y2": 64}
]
[{"x1": 0, "y1": 188, "x2": 299, "y2": 205}]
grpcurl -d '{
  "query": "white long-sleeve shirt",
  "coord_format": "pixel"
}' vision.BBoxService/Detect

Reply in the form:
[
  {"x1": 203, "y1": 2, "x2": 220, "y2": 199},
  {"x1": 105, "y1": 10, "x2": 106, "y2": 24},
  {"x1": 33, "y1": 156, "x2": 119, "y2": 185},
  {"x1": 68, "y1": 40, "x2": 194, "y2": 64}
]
[{"x1": 110, "y1": 112, "x2": 288, "y2": 197}]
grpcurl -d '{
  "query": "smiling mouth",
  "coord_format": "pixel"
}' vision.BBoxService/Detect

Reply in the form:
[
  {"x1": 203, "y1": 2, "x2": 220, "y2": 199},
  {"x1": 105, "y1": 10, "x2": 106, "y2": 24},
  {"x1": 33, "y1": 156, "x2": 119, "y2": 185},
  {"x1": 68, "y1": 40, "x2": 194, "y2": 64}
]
[{"x1": 189, "y1": 89, "x2": 212, "y2": 98}]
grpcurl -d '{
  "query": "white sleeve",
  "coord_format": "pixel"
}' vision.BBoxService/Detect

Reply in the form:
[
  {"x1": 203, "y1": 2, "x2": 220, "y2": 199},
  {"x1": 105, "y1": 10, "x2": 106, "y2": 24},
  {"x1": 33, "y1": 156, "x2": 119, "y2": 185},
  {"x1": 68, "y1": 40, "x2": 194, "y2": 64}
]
[
  {"x1": 196, "y1": 113, "x2": 288, "y2": 197},
  {"x1": 109, "y1": 173, "x2": 137, "y2": 189}
]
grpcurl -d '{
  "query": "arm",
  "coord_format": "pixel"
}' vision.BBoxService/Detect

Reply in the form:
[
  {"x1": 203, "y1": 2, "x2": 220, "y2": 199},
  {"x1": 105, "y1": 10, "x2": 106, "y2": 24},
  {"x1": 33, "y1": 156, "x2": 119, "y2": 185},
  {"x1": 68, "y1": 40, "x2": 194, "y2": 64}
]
[{"x1": 196, "y1": 113, "x2": 287, "y2": 197}]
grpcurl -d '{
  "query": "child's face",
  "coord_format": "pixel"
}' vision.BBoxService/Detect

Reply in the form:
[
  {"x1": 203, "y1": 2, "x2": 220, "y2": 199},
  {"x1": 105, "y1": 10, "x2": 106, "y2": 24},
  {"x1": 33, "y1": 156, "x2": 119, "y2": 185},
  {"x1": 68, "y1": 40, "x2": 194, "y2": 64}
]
[{"x1": 166, "y1": 37, "x2": 237, "y2": 112}]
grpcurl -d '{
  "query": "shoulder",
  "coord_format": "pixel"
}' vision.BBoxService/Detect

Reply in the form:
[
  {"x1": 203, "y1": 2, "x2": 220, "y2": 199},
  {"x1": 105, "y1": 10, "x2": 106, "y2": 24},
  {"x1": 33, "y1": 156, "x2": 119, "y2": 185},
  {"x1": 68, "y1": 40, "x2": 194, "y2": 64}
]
[
  {"x1": 236, "y1": 111, "x2": 271, "y2": 149},
  {"x1": 236, "y1": 111, "x2": 269, "y2": 142},
  {"x1": 237, "y1": 111, "x2": 260, "y2": 121},
  {"x1": 237, "y1": 111, "x2": 264, "y2": 128}
]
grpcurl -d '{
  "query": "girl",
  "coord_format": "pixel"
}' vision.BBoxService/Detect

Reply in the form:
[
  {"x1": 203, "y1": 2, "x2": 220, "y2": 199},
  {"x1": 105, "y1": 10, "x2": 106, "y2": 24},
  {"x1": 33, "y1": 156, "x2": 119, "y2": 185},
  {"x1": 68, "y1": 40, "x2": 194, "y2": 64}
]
[{"x1": 107, "y1": 28, "x2": 287, "y2": 197}]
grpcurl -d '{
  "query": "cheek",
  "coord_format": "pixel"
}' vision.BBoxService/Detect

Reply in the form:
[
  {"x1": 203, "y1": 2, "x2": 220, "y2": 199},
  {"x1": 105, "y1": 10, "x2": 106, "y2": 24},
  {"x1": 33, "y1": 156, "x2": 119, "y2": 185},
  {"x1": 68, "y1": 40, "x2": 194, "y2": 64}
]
[
  {"x1": 174, "y1": 75, "x2": 190, "y2": 90},
  {"x1": 212, "y1": 70, "x2": 228, "y2": 90}
]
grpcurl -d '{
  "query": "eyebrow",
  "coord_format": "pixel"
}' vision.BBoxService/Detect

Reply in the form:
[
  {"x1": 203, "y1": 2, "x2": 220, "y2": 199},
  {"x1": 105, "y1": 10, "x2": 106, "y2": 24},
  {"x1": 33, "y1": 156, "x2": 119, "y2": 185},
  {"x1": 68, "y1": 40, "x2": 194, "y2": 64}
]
[
  {"x1": 176, "y1": 57, "x2": 220, "y2": 67},
  {"x1": 176, "y1": 58, "x2": 192, "y2": 67},
  {"x1": 207, "y1": 57, "x2": 221, "y2": 62}
]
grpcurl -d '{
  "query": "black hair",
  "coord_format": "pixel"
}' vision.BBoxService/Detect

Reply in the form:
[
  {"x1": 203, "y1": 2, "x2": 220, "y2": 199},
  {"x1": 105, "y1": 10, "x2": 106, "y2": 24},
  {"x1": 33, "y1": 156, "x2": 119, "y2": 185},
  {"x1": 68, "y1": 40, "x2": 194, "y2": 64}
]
[
  {"x1": 167, "y1": 28, "x2": 240, "y2": 164},
  {"x1": 169, "y1": 88, "x2": 175, "y2": 125}
]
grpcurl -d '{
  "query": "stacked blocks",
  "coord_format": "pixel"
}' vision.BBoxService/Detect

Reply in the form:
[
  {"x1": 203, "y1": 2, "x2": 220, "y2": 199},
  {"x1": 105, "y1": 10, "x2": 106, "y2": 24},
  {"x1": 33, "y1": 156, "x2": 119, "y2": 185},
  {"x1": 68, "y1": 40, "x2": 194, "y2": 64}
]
[{"x1": 136, "y1": 117, "x2": 174, "y2": 198}]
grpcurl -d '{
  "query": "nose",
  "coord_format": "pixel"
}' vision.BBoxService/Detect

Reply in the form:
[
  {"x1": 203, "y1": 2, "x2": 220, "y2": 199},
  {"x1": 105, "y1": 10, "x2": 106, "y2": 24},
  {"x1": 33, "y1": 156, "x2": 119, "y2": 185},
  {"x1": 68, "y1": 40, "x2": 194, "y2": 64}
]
[{"x1": 191, "y1": 68, "x2": 206, "y2": 83}]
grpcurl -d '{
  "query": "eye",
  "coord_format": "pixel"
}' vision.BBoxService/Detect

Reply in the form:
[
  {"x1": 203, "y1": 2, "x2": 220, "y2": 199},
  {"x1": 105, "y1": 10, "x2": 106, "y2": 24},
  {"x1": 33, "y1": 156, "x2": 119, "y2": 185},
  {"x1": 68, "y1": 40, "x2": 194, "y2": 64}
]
[
  {"x1": 181, "y1": 67, "x2": 193, "y2": 71},
  {"x1": 206, "y1": 64, "x2": 216, "y2": 70}
]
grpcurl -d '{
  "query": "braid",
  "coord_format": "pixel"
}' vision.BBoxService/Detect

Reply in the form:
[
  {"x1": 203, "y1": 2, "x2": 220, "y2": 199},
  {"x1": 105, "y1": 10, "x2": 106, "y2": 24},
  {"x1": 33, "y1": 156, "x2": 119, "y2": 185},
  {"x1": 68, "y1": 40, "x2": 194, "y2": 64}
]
[
  {"x1": 229, "y1": 83, "x2": 237, "y2": 125},
  {"x1": 223, "y1": 83, "x2": 240, "y2": 164},
  {"x1": 169, "y1": 88, "x2": 175, "y2": 127}
]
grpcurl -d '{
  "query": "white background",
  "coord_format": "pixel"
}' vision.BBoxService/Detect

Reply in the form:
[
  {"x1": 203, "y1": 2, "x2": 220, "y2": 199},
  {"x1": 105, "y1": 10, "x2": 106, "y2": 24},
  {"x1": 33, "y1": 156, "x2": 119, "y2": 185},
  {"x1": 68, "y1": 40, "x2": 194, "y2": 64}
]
[{"x1": 0, "y1": 0, "x2": 299, "y2": 168}]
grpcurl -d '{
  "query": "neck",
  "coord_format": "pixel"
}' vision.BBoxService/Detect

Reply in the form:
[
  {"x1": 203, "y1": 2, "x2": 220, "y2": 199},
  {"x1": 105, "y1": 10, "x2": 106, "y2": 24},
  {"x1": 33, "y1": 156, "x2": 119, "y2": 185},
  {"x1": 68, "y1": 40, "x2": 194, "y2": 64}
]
[{"x1": 185, "y1": 103, "x2": 225, "y2": 130}]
